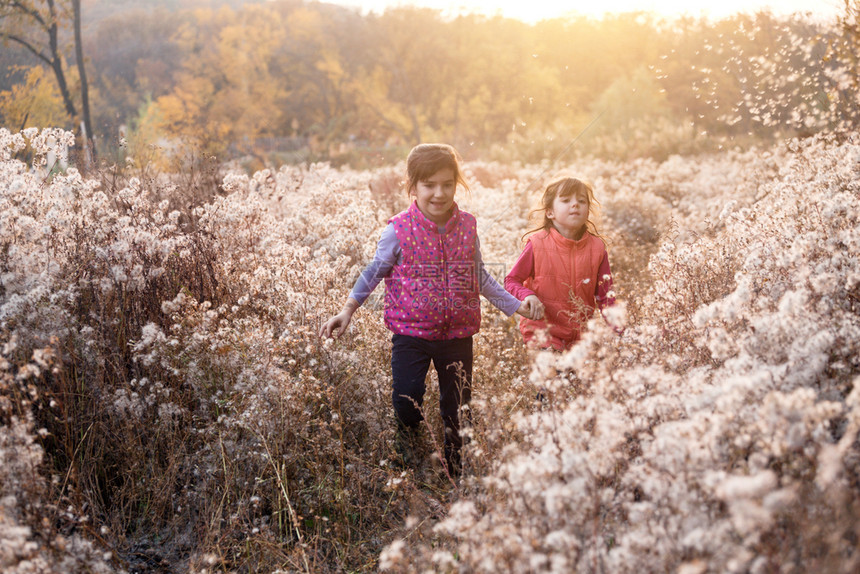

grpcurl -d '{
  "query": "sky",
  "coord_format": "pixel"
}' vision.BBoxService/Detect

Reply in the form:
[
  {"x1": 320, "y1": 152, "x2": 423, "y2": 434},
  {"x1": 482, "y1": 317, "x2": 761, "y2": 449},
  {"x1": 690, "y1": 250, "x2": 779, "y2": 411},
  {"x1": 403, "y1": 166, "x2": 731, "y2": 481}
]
[{"x1": 328, "y1": 0, "x2": 846, "y2": 23}]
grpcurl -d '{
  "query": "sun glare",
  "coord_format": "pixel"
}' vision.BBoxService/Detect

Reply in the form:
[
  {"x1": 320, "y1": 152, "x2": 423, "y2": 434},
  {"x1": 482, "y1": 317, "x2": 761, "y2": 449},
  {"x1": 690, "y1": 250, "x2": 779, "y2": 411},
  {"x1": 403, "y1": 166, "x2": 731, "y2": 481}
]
[{"x1": 335, "y1": 0, "x2": 843, "y2": 23}]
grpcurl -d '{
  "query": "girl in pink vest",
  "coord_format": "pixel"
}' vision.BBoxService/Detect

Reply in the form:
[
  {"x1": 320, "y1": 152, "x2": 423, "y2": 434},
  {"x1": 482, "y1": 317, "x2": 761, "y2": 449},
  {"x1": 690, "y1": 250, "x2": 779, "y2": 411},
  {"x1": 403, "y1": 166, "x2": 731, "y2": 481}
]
[
  {"x1": 320, "y1": 144, "x2": 539, "y2": 476},
  {"x1": 505, "y1": 176, "x2": 616, "y2": 351}
]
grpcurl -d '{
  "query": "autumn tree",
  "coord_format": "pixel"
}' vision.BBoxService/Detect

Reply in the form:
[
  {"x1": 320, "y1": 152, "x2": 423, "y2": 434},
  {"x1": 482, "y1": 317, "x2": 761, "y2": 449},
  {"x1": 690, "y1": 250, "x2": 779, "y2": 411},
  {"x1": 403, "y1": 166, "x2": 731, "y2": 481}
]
[
  {"x1": 143, "y1": 4, "x2": 288, "y2": 158},
  {"x1": 273, "y1": 2, "x2": 366, "y2": 151},
  {"x1": 3, "y1": 0, "x2": 840, "y2": 165},
  {"x1": 824, "y1": 0, "x2": 860, "y2": 132},
  {"x1": 85, "y1": 7, "x2": 184, "y2": 147},
  {"x1": 441, "y1": 14, "x2": 540, "y2": 150},
  {"x1": 349, "y1": 8, "x2": 457, "y2": 146},
  {"x1": 0, "y1": 63, "x2": 66, "y2": 128},
  {"x1": 0, "y1": 0, "x2": 95, "y2": 164}
]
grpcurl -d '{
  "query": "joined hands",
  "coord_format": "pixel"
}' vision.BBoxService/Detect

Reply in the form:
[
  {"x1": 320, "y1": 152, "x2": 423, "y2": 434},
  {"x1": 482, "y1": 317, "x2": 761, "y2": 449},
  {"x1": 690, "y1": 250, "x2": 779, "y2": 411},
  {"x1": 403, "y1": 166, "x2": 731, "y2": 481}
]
[{"x1": 517, "y1": 294, "x2": 545, "y2": 320}]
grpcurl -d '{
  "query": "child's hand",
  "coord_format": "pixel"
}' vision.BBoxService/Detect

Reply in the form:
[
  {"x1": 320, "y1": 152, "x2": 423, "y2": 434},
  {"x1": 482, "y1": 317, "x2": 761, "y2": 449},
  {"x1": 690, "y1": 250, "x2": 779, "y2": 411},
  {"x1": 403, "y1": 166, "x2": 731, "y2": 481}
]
[
  {"x1": 320, "y1": 312, "x2": 350, "y2": 339},
  {"x1": 319, "y1": 299, "x2": 359, "y2": 339},
  {"x1": 517, "y1": 295, "x2": 545, "y2": 320}
]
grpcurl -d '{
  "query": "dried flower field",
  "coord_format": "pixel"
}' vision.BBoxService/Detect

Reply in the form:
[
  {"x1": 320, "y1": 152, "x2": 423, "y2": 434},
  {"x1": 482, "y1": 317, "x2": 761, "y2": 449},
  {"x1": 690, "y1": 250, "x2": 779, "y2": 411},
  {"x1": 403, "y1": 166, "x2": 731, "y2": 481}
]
[{"x1": 1, "y1": 128, "x2": 858, "y2": 573}]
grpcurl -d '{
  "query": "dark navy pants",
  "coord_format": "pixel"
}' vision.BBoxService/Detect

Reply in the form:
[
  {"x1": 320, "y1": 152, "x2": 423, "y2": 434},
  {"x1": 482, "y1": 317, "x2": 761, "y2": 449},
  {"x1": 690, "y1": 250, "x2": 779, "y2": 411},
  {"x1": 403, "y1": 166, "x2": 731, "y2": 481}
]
[{"x1": 391, "y1": 334, "x2": 473, "y2": 463}]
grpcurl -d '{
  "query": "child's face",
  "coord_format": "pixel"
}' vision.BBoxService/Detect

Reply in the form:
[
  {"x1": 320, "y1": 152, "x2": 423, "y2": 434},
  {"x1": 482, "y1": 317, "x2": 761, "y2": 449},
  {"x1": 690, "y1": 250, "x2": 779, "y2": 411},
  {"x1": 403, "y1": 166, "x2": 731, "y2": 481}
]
[
  {"x1": 411, "y1": 168, "x2": 456, "y2": 224},
  {"x1": 547, "y1": 191, "x2": 588, "y2": 238}
]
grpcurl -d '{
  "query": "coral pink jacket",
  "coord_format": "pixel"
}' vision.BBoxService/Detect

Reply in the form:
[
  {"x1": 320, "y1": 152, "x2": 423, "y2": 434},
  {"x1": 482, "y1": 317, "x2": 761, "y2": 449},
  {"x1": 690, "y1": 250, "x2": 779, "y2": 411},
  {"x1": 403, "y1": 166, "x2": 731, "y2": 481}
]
[{"x1": 517, "y1": 228, "x2": 607, "y2": 350}]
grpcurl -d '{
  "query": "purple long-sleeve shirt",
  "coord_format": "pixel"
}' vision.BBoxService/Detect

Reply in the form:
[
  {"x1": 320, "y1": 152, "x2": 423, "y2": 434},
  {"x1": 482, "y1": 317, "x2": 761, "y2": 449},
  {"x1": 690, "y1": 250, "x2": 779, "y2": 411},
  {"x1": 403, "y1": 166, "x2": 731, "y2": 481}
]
[{"x1": 349, "y1": 223, "x2": 522, "y2": 316}]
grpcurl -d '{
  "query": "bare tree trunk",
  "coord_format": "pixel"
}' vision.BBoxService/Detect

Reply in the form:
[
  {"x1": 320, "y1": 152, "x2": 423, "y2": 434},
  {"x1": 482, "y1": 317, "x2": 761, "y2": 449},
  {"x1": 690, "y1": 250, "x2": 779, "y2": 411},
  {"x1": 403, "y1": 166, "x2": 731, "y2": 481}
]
[{"x1": 72, "y1": 0, "x2": 95, "y2": 168}]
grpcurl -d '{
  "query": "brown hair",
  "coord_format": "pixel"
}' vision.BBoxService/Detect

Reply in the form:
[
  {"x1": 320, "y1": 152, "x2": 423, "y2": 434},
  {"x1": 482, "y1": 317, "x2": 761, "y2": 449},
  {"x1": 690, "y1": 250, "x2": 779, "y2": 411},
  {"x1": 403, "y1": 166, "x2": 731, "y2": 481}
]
[
  {"x1": 522, "y1": 176, "x2": 603, "y2": 242},
  {"x1": 405, "y1": 143, "x2": 470, "y2": 194}
]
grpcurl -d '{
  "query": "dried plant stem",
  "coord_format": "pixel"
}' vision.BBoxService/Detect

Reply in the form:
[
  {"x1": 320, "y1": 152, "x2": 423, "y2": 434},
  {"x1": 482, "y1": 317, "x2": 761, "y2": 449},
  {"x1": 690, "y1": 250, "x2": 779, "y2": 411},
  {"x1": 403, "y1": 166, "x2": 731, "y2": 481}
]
[
  {"x1": 259, "y1": 431, "x2": 311, "y2": 573},
  {"x1": 54, "y1": 421, "x2": 93, "y2": 518}
]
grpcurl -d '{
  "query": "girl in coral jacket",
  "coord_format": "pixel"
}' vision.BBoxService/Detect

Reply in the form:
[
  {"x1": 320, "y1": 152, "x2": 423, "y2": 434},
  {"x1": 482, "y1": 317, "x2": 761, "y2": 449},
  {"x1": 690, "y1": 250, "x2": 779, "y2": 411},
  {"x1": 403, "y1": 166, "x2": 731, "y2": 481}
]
[
  {"x1": 320, "y1": 143, "x2": 540, "y2": 476},
  {"x1": 505, "y1": 176, "x2": 616, "y2": 352}
]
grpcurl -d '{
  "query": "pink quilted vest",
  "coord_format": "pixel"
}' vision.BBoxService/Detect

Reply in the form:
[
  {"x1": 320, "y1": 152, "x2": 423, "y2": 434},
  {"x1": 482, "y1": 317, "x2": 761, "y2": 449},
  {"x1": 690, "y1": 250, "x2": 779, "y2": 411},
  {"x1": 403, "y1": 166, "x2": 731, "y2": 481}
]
[
  {"x1": 520, "y1": 227, "x2": 606, "y2": 350},
  {"x1": 384, "y1": 201, "x2": 481, "y2": 340}
]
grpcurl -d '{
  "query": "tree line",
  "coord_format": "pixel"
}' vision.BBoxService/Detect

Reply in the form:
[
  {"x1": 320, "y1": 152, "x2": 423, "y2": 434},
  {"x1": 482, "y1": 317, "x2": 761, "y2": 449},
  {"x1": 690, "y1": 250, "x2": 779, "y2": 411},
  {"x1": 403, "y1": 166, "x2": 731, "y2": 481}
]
[{"x1": 1, "y1": 0, "x2": 858, "y2": 169}]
